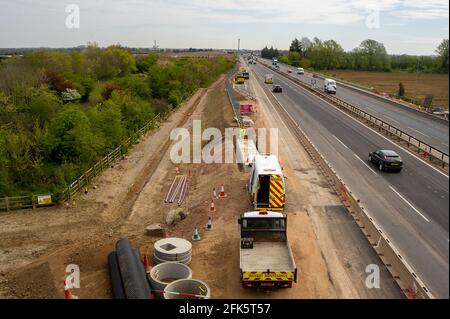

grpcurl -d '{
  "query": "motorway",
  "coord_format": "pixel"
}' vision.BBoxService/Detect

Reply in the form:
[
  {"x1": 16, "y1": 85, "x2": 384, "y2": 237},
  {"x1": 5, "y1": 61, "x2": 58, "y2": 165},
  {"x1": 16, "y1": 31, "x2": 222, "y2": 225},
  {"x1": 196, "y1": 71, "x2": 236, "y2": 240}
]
[
  {"x1": 249, "y1": 61, "x2": 449, "y2": 298},
  {"x1": 259, "y1": 59, "x2": 449, "y2": 154}
]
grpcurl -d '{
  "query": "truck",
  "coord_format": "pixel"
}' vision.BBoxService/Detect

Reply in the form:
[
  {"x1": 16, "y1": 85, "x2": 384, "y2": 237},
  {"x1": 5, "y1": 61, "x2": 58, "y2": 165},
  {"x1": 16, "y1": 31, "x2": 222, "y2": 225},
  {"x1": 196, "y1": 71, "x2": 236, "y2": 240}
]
[
  {"x1": 248, "y1": 154, "x2": 286, "y2": 211},
  {"x1": 324, "y1": 78, "x2": 337, "y2": 94},
  {"x1": 235, "y1": 75, "x2": 245, "y2": 84},
  {"x1": 272, "y1": 57, "x2": 278, "y2": 65},
  {"x1": 264, "y1": 74, "x2": 273, "y2": 84},
  {"x1": 239, "y1": 210, "x2": 297, "y2": 289}
]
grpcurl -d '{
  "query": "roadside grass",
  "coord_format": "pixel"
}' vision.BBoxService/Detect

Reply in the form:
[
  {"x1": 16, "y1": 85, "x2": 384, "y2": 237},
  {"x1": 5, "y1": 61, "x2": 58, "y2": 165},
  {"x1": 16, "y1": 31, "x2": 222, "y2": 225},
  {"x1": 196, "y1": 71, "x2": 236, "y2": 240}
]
[{"x1": 321, "y1": 70, "x2": 449, "y2": 109}]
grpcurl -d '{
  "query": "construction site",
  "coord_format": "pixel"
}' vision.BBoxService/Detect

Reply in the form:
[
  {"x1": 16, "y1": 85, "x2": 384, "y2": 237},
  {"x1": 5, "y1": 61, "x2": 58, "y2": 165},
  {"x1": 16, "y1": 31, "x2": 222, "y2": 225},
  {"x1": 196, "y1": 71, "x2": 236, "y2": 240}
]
[{"x1": 0, "y1": 58, "x2": 406, "y2": 300}]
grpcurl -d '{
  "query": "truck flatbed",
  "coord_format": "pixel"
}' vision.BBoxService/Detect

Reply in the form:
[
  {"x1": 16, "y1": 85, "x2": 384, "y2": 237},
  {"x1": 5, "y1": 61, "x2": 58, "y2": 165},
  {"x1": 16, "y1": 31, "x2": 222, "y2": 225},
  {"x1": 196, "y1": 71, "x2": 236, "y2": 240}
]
[{"x1": 240, "y1": 242, "x2": 295, "y2": 272}]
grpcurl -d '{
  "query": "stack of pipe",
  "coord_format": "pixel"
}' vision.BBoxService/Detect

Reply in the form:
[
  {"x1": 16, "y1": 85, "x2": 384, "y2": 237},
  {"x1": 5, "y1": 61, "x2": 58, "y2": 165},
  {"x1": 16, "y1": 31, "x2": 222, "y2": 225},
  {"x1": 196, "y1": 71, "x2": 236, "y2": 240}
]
[{"x1": 108, "y1": 239, "x2": 152, "y2": 299}]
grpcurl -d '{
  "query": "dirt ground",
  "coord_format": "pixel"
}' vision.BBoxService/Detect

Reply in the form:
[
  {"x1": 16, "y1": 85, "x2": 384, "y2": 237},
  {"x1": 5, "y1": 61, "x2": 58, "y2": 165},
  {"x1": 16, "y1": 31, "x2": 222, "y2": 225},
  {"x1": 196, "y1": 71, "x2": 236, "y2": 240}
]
[
  {"x1": 322, "y1": 70, "x2": 449, "y2": 109},
  {"x1": 0, "y1": 67, "x2": 402, "y2": 299}
]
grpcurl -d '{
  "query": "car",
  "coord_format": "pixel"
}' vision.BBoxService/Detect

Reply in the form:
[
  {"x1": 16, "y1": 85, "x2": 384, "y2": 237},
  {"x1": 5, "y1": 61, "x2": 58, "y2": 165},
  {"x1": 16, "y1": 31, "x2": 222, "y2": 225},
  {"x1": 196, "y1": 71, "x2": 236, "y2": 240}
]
[
  {"x1": 369, "y1": 150, "x2": 403, "y2": 172},
  {"x1": 273, "y1": 85, "x2": 283, "y2": 93},
  {"x1": 297, "y1": 67, "x2": 304, "y2": 75}
]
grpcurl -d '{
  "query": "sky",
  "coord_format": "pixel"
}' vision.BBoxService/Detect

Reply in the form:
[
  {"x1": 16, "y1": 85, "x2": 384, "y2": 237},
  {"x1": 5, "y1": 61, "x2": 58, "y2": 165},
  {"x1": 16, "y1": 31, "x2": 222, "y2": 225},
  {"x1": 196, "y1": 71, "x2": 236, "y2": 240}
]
[{"x1": 0, "y1": 0, "x2": 448, "y2": 55}]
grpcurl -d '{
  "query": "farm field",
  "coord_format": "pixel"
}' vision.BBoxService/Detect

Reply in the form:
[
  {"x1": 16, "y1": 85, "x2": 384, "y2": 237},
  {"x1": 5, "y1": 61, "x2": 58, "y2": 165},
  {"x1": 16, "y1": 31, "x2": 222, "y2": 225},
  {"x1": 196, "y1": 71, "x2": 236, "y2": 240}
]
[{"x1": 321, "y1": 70, "x2": 449, "y2": 109}]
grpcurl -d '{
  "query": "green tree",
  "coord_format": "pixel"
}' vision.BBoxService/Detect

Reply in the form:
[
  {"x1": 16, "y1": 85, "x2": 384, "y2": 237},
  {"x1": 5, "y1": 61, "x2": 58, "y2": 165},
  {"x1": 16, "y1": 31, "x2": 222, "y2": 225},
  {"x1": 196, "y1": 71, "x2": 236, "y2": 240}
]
[
  {"x1": 87, "y1": 100, "x2": 125, "y2": 150},
  {"x1": 289, "y1": 38, "x2": 302, "y2": 53},
  {"x1": 287, "y1": 51, "x2": 302, "y2": 67},
  {"x1": 435, "y1": 39, "x2": 449, "y2": 73},
  {"x1": 46, "y1": 105, "x2": 104, "y2": 164},
  {"x1": 28, "y1": 88, "x2": 61, "y2": 126},
  {"x1": 356, "y1": 39, "x2": 391, "y2": 71}
]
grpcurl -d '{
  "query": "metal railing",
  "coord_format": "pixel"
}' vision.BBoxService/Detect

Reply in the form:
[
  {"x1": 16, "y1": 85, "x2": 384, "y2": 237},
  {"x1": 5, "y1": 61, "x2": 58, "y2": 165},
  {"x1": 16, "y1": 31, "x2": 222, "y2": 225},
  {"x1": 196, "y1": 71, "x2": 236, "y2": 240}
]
[
  {"x1": 255, "y1": 69, "x2": 434, "y2": 298},
  {"x1": 226, "y1": 66, "x2": 242, "y2": 127},
  {"x1": 260, "y1": 62, "x2": 449, "y2": 169}
]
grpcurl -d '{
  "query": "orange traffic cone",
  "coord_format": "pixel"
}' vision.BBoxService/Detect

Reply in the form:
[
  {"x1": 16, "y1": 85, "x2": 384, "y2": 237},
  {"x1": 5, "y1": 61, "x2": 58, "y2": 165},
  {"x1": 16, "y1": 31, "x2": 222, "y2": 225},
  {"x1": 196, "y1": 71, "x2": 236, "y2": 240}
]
[
  {"x1": 175, "y1": 167, "x2": 180, "y2": 175},
  {"x1": 219, "y1": 184, "x2": 227, "y2": 198},
  {"x1": 188, "y1": 169, "x2": 193, "y2": 177},
  {"x1": 143, "y1": 253, "x2": 150, "y2": 274},
  {"x1": 64, "y1": 279, "x2": 78, "y2": 299},
  {"x1": 209, "y1": 199, "x2": 216, "y2": 213}
]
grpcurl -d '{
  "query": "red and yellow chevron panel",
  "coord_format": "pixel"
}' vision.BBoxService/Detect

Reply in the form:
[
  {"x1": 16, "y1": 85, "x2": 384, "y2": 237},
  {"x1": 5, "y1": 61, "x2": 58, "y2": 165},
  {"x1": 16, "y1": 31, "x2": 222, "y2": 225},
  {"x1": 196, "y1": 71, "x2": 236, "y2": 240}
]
[{"x1": 269, "y1": 175, "x2": 285, "y2": 208}]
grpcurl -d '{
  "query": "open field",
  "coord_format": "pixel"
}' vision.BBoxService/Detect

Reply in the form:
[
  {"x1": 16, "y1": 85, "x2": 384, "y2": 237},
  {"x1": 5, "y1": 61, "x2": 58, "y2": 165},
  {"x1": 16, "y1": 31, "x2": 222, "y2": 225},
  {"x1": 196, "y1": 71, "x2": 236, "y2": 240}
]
[{"x1": 321, "y1": 70, "x2": 449, "y2": 109}]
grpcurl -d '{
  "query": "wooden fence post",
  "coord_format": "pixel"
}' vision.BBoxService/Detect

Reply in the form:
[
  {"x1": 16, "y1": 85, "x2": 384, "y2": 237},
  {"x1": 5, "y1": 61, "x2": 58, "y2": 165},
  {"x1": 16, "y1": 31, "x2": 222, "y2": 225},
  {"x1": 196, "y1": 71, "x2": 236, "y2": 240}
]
[
  {"x1": 5, "y1": 197, "x2": 10, "y2": 212},
  {"x1": 32, "y1": 195, "x2": 36, "y2": 210}
]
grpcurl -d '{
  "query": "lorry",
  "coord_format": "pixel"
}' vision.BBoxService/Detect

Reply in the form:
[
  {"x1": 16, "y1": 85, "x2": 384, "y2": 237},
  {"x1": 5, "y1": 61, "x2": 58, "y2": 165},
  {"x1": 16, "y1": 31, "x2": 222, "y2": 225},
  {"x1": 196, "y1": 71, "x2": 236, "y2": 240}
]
[
  {"x1": 272, "y1": 57, "x2": 278, "y2": 65},
  {"x1": 235, "y1": 75, "x2": 245, "y2": 84},
  {"x1": 239, "y1": 210, "x2": 297, "y2": 289},
  {"x1": 264, "y1": 74, "x2": 273, "y2": 84},
  {"x1": 248, "y1": 155, "x2": 286, "y2": 211},
  {"x1": 324, "y1": 78, "x2": 337, "y2": 94}
]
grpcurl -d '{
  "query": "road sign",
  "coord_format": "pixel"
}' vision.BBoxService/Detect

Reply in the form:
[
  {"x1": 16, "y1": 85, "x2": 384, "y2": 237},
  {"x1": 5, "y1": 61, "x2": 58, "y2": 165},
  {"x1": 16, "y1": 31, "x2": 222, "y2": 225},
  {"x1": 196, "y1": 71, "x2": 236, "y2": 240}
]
[
  {"x1": 37, "y1": 195, "x2": 52, "y2": 205},
  {"x1": 240, "y1": 104, "x2": 253, "y2": 113}
]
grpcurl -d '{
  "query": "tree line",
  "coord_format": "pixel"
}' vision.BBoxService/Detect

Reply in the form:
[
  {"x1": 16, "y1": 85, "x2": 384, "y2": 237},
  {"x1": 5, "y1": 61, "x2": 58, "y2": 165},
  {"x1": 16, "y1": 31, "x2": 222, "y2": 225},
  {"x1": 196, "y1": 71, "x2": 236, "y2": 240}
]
[
  {"x1": 0, "y1": 45, "x2": 234, "y2": 197},
  {"x1": 261, "y1": 38, "x2": 449, "y2": 73}
]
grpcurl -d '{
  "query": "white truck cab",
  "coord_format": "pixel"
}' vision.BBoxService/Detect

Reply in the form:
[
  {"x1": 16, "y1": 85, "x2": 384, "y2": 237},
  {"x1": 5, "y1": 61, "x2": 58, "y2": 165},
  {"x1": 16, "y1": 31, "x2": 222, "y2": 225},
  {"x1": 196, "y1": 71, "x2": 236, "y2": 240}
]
[{"x1": 324, "y1": 79, "x2": 337, "y2": 94}]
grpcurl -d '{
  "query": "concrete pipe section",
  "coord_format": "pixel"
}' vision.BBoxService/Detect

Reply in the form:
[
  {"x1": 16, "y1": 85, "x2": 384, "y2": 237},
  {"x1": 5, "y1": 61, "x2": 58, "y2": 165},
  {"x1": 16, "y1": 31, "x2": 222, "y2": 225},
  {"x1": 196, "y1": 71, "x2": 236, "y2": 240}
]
[
  {"x1": 154, "y1": 238, "x2": 192, "y2": 265},
  {"x1": 164, "y1": 279, "x2": 210, "y2": 299},
  {"x1": 150, "y1": 262, "x2": 193, "y2": 292}
]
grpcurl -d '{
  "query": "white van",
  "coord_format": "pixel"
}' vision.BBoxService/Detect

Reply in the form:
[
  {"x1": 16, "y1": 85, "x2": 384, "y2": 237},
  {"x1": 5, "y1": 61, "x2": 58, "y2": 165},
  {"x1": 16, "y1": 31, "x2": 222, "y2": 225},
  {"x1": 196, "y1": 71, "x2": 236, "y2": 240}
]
[
  {"x1": 324, "y1": 79, "x2": 337, "y2": 94},
  {"x1": 297, "y1": 67, "x2": 304, "y2": 75}
]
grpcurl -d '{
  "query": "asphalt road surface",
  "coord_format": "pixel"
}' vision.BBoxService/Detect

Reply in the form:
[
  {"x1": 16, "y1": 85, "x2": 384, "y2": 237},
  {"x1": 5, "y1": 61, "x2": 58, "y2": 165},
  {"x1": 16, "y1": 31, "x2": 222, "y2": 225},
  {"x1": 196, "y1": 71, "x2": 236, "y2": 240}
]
[
  {"x1": 260, "y1": 59, "x2": 449, "y2": 155},
  {"x1": 250, "y1": 61, "x2": 449, "y2": 298}
]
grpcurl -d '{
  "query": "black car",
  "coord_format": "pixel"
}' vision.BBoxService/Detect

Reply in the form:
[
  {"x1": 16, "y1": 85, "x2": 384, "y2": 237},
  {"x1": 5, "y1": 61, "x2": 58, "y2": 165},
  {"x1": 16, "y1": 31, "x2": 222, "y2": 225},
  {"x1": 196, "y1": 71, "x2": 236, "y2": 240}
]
[
  {"x1": 369, "y1": 150, "x2": 403, "y2": 172},
  {"x1": 273, "y1": 85, "x2": 283, "y2": 93}
]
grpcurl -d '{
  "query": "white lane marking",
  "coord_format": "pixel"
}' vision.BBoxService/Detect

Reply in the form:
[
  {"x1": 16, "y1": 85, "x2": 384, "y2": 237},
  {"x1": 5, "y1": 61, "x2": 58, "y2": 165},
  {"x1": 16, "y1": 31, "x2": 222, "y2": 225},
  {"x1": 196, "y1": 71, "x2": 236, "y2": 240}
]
[
  {"x1": 333, "y1": 135, "x2": 349, "y2": 150},
  {"x1": 389, "y1": 186, "x2": 430, "y2": 222},
  {"x1": 270, "y1": 69, "x2": 449, "y2": 179},
  {"x1": 354, "y1": 154, "x2": 378, "y2": 175},
  {"x1": 408, "y1": 126, "x2": 430, "y2": 138},
  {"x1": 443, "y1": 143, "x2": 449, "y2": 147}
]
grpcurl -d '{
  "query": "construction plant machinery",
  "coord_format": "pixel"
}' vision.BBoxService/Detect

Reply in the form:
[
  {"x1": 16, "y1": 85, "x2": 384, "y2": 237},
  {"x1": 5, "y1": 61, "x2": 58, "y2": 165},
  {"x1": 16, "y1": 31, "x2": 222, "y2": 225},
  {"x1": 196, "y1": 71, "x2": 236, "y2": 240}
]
[{"x1": 239, "y1": 210, "x2": 297, "y2": 289}]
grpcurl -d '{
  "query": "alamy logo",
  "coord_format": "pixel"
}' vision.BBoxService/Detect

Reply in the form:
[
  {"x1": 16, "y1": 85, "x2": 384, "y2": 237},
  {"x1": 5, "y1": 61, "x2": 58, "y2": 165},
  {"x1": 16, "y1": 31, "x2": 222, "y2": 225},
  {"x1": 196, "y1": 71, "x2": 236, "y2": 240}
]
[
  {"x1": 365, "y1": 264, "x2": 380, "y2": 289},
  {"x1": 65, "y1": 4, "x2": 80, "y2": 29},
  {"x1": 65, "y1": 264, "x2": 80, "y2": 289},
  {"x1": 365, "y1": 4, "x2": 380, "y2": 29}
]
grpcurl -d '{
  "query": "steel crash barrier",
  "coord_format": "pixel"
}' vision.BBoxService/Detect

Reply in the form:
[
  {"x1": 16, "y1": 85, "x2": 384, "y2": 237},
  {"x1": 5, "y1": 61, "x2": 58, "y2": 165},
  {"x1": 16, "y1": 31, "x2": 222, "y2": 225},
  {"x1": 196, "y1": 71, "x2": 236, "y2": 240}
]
[
  {"x1": 254, "y1": 70, "x2": 434, "y2": 299},
  {"x1": 226, "y1": 65, "x2": 243, "y2": 127},
  {"x1": 259, "y1": 61, "x2": 449, "y2": 170}
]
